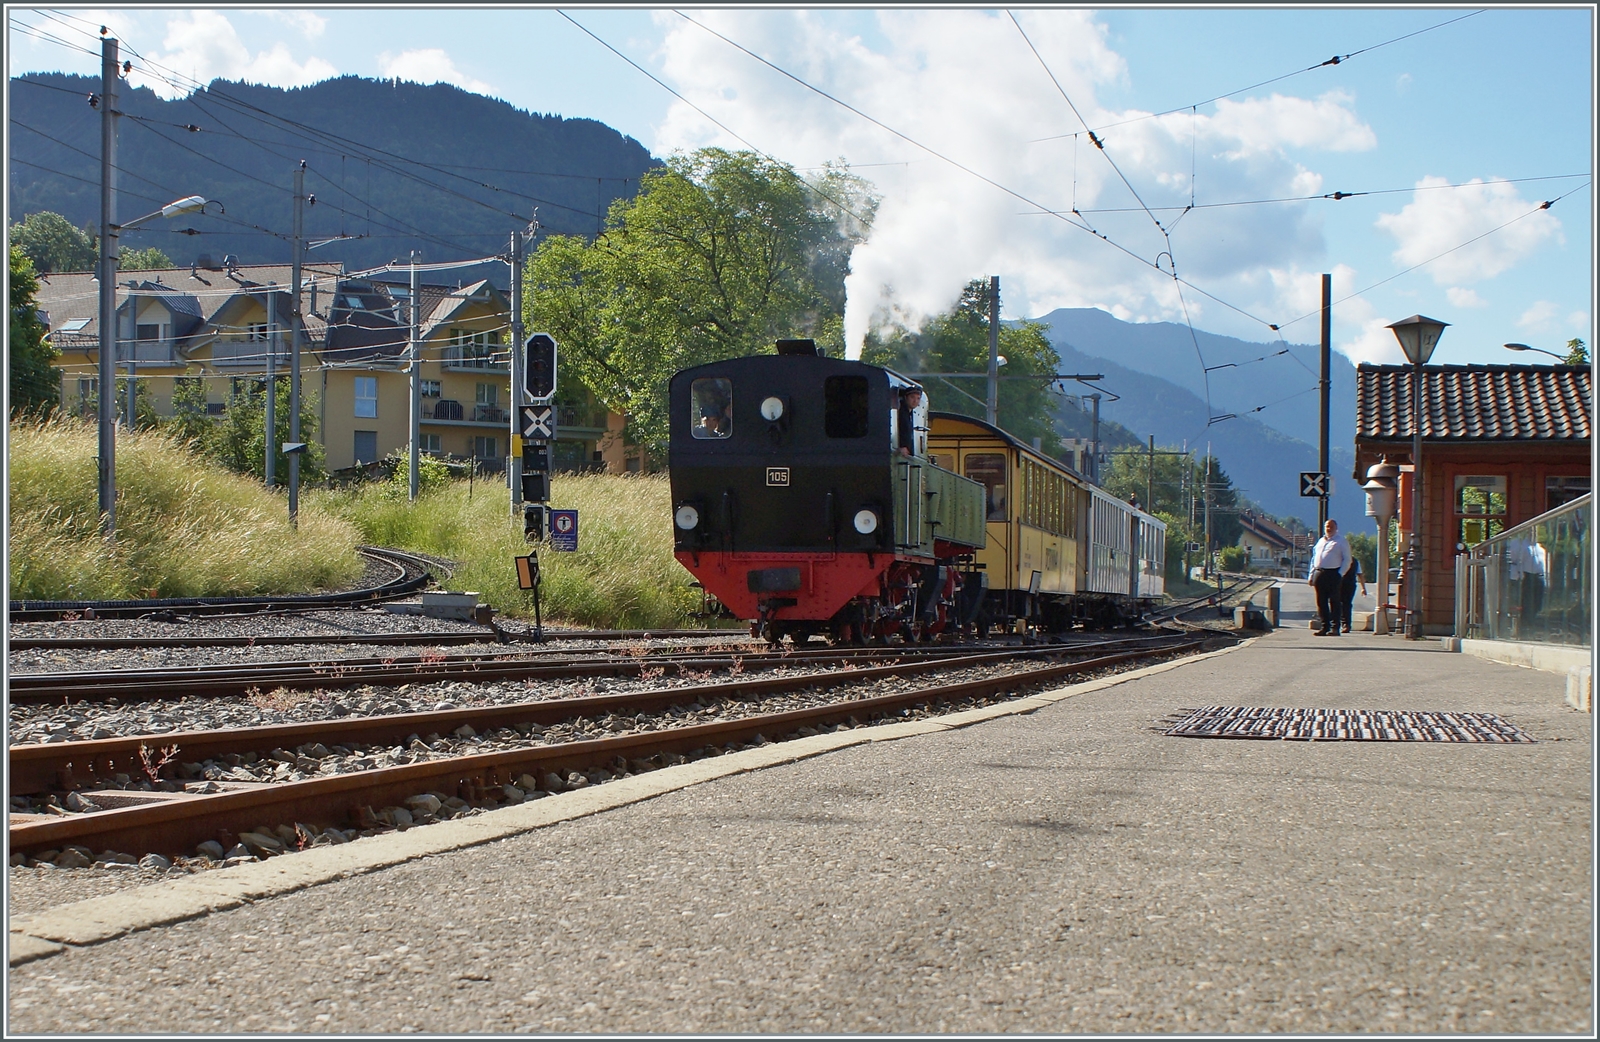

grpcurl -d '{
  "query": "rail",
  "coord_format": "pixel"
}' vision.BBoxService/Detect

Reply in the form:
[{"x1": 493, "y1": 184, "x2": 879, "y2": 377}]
[{"x1": 1455, "y1": 494, "x2": 1590, "y2": 646}]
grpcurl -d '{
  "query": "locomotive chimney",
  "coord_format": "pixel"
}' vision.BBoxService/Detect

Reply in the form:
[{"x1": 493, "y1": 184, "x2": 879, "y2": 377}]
[{"x1": 774, "y1": 338, "x2": 817, "y2": 356}]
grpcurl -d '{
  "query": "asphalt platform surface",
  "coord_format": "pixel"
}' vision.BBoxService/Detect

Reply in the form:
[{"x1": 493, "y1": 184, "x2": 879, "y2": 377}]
[{"x1": 7, "y1": 582, "x2": 1592, "y2": 1034}]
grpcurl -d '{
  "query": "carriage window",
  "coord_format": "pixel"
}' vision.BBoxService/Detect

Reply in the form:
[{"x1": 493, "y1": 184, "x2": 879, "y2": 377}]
[
  {"x1": 691, "y1": 378, "x2": 732, "y2": 439},
  {"x1": 824, "y1": 375, "x2": 869, "y2": 438},
  {"x1": 965, "y1": 453, "x2": 1008, "y2": 521}
]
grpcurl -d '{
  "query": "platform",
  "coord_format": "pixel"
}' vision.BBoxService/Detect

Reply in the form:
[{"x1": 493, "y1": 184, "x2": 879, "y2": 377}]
[{"x1": 7, "y1": 602, "x2": 1591, "y2": 1034}]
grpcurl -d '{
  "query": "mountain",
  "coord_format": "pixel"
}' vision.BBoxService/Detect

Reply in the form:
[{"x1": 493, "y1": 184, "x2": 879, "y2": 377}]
[
  {"x1": 8, "y1": 73, "x2": 660, "y2": 281},
  {"x1": 1031, "y1": 307, "x2": 1357, "y2": 453},
  {"x1": 1030, "y1": 309, "x2": 1365, "y2": 527}
]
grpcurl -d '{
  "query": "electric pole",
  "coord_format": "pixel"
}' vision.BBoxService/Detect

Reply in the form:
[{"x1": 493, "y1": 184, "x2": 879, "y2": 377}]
[
  {"x1": 265, "y1": 290, "x2": 276, "y2": 486},
  {"x1": 96, "y1": 33, "x2": 120, "y2": 535},
  {"x1": 408, "y1": 250, "x2": 422, "y2": 501},
  {"x1": 508, "y1": 222, "x2": 533, "y2": 513},
  {"x1": 288, "y1": 160, "x2": 306, "y2": 527},
  {"x1": 986, "y1": 275, "x2": 1000, "y2": 425}
]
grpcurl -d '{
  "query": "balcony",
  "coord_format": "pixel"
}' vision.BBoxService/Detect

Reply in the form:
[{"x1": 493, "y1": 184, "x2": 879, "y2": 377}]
[
  {"x1": 423, "y1": 400, "x2": 506, "y2": 427},
  {"x1": 442, "y1": 347, "x2": 507, "y2": 372}
]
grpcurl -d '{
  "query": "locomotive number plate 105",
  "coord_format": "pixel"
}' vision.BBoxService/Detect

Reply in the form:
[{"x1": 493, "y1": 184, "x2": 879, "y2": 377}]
[{"x1": 767, "y1": 467, "x2": 791, "y2": 486}]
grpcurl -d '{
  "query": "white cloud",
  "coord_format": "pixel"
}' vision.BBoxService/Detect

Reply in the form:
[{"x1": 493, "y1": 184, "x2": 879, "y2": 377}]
[
  {"x1": 652, "y1": 9, "x2": 1360, "y2": 356},
  {"x1": 377, "y1": 49, "x2": 494, "y2": 96},
  {"x1": 1518, "y1": 300, "x2": 1559, "y2": 331},
  {"x1": 1342, "y1": 316, "x2": 1409, "y2": 366},
  {"x1": 1209, "y1": 90, "x2": 1377, "y2": 156},
  {"x1": 133, "y1": 11, "x2": 335, "y2": 98},
  {"x1": 1569, "y1": 310, "x2": 1591, "y2": 332},
  {"x1": 1446, "y1": 287, "x2": 1487, "y2": 308},
  {"x1": 1395, "y1": 73, "x2": 1413, "y2": 95},
  {"x1": 1374, "y1": 177, "x2": 1562, "y2": 285},
  {"x1": 257, "y1": 11, "x2": 328, "y2": 39}
]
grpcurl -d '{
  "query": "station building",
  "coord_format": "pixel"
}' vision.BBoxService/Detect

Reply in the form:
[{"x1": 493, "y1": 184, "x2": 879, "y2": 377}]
[
  {"x1": 1353, "y1": 362, "x2": 1591, "y2": 634},
  {"x1": 33, "y1": 260, "x2": 638, "y2": 478}
]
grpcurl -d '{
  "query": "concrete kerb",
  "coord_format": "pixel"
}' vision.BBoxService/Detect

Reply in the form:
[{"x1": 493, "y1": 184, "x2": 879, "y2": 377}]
[{"x1": 7, "y1": 637, "x2": 1250, "y2": 965}]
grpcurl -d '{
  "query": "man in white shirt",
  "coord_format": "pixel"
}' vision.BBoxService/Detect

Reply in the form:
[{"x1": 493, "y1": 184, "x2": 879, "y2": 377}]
[{"x1": 1306, "y1": 519, "x2": 1352, "y2": 636}]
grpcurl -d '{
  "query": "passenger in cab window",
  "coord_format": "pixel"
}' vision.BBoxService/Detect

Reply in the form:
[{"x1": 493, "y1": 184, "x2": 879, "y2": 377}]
[
  {"x1": 697, "y1": 406, "x2": 728, "y2": 438},
  {"x1": 897, "y1": 387, "x2": 923, "y2": 456}
]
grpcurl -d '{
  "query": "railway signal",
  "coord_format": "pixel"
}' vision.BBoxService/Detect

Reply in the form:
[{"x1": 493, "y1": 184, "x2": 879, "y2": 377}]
[
  {"x1": 1299, "y1": 471, "x2": 1329, "y2": 498},
  {"x1": 525, "y1": 332, "x2": 558, "y2": 402}
]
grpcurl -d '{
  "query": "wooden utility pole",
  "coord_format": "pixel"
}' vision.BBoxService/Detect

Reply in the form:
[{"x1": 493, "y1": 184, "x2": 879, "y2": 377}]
[
  {"x1": 1318, "y1": 272, "x2": 1331, "y2": 529},
  {"x1": 408, "y1": 251, "x2": 422, "y2": 501}
]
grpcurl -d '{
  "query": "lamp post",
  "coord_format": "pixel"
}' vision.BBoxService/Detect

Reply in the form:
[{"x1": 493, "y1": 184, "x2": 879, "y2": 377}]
[
  {"x1": 1503, "y1": 342, "x2": 1566, "y2": 362},
  {"x1": 1386, "y1": 314, "x2": 1449, "y2": 639},
  {"x1": 97, "y1": 194, "x2": 209, "y2": 536},
  {"x1": 1363, "y1": 459, "x2": 1399, "y2": 635}
]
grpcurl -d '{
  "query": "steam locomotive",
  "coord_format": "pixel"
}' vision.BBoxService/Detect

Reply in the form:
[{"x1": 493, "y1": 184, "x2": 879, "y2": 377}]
[{"x1": 667, "y1": 340, "x2": 1164, "y2": 642}]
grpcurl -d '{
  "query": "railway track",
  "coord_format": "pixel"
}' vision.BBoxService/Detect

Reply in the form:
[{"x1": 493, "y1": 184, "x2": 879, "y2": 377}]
[
  {"x1": 6, "y1": 638, "x2": 1100, "y2": 704},
  {"x1": 9, "y1": 634, "x2": 1210, "y2": 863},
  {"x1": 6, "y1": 627, "x2": 750, "y2": 652},
  {"x1": 6, "y1": 546, "x2": 439, "y2": 623},
  {"x1": 1148, "y1": 576, "x2": 1277, "y2": 624}
]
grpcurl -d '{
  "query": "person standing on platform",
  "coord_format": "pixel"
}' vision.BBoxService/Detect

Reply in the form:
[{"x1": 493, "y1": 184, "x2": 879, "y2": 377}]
[
  {"x1": 1339, "y1": 554, "x2": 1367, "y2": 634},
  {"x1": 1306, "y1": 519, "x2": 1352, "y2": 636}
]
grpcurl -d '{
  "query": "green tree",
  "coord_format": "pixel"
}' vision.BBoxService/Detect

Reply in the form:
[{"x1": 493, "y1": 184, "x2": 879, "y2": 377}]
[
  {"x1": 527, "y1": 149, "x2": 876, "y2": 452},
  {"x1": 121, "y1": 246, "x2": 174, "y2": 271},
  {"x1": 8, "y1": 245, "x2": 58, "y2": 417},
  {"x1": 862, "y1": 279, "x2": 1063, "y2": 447},
  {"x1": 1565, "y1": 337, "x2": 1588, "y2": 365},
  {"x1": 187, "y1": 377, "x2": 325, "y2": 483},
  {"x1": 9, "y1": 211, "x2": 98, "y2": 273}
]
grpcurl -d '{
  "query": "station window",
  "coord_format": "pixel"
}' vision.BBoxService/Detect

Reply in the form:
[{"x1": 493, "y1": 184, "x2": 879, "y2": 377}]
[
  {"x1": 691, "y1": 377, "x2": 732, "y2": 439},
  {"x1": 1546, "y1": 475, "x2": 1590, "y2": 512},
  {"x1": 964, "y1": 453, "x2": 1008, "y2": 521},
  {"x1": 1454, "y1": 474, "x2": 1507, "y2": 548},
  {"x1": 824, "y1": 375, "x2": 869, "y2": 438}
]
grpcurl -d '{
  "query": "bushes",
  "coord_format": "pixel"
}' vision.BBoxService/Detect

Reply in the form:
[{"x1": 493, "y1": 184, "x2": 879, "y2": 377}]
[
  {"x1": 320, "y1": 471, "x2": 700, "y2": 628},
  {"x1": 7, "y1": 416, "x2": 363, "y2": 600}
]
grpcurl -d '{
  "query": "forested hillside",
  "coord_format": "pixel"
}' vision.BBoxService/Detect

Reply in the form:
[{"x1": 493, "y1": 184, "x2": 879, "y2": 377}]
[{"x1": 8, "y1": 73, "x2": 660, "y2": 277}]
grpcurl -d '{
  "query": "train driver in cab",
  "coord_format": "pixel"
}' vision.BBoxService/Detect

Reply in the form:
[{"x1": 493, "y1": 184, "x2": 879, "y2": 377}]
[
  {"x1": 897, "y1": 386, "x2": 924, "y2": 456},
  {"x1": 691, "y1": 377, "x2": 732, "y2": 439}
]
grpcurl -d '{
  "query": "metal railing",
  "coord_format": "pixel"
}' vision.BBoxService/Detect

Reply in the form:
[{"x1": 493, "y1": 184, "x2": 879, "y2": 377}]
[{"x1": 1456, "y1": 493, "x2": 1589, "y2": 646}]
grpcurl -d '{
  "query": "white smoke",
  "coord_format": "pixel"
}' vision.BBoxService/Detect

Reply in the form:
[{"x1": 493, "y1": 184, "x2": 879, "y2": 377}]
[{"x1": 652, "y1": 9, "x2": 1379, "y2": 358}]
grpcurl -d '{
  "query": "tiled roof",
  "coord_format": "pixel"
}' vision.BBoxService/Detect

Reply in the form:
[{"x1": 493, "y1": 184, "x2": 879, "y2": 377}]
[
  {"x1": 1356, "y1": 363, "x2": 1591, "y2": 442},
  {"x1": 34, "y1": 263, "x2": 342, "y2": 346},
  {"x1": 1239, "y1": 511, "x2": 1295, "y2": 549}
]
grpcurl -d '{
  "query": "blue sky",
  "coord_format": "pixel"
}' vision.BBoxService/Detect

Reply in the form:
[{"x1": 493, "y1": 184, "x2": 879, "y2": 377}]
[{"x1": 9, "y1": 5, "x2": 1595, "y2": 368}]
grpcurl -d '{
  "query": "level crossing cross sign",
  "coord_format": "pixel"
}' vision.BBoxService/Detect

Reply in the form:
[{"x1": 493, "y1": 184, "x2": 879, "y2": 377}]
[
  {"x1": 1299, "y1": 471, "x2": 1329, "y2": 498},
  {"x1": 521, "y1": 405, "x2": 555, "y2": 440}
]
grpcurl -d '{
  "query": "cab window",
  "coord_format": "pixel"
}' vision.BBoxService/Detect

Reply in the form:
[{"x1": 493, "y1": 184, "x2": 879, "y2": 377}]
[
  {"x1": 825, "y1": 375, "x2": 869, "y2": 438},
  {"x1": 691, "y1": 378, "x2": 731, "y2": 439},
  {"x1": 965, "y1": 453, "x2": 1008, "y2": 521}
]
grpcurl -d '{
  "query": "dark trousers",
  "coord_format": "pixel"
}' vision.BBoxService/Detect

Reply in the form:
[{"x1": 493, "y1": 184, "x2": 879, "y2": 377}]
[
  {"x1": 1313, "y1": 569, "x2": 1343, "y2": 632},
  {"x1": 1340, "y1": 569, "x2": 1359, "y2": 629}
]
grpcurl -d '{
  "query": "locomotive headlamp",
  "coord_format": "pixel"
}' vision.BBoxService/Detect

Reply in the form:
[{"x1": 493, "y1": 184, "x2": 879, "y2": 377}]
[
  {"x1": 674, "y1": 504, "x2": 701, "y2": 530},
  {"x1": 853, "y1": 509, "x2": 879, "y2": 534},
  {"x1": 760, "y1": 396, "x2": 785, "y2": 422}
]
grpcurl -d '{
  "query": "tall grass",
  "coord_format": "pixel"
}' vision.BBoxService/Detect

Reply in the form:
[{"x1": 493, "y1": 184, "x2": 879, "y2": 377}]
[
  {"x1": 7, "y1": 416, "x2": 363, "y2": 601},
  {"x1": 319, "y1": 472, "x2": 701, "y2": 629}
]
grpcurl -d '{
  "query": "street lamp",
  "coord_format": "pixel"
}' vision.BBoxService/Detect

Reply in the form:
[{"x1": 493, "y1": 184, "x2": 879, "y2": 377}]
[
  {"x1": 1386, "y1": 314, "x2": 1449, "y2": 639},
  {"x1": 97, "y1": 194, "x2": 212, "y2": 536},
  {"x1": 1503, "y1": 342, "x2": 1566, "y2": 362},
  {"x1": 1363, "y1": 459, "x2": 1399, "y2": 635}
]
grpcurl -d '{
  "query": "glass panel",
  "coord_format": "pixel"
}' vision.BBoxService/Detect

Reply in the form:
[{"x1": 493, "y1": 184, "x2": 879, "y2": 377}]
[
  {"x1": 354, "y1": 376, "x2": 377, "y2": 419},
  {"x1": 1462, "y1": 494, "x2": 1589, "y2": 647},
  {"x1": 1455, "y1": 475, "x2": 1507, "y2": 515},
  {"x1": 691, "y1": 377, "x2": 731, "y2": 439},
  {"x1": 824, "y1": 375, "x2": 869, "y2": 438},
  {"x1": 965, "y1": 453, "x2": 1008, "y2": 521}
]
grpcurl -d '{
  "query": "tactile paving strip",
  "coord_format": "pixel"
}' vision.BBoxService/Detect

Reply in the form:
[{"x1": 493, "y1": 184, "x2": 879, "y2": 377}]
[{"x1": 1162, "y1": 706, "x2": 1536, "y2": 742}]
